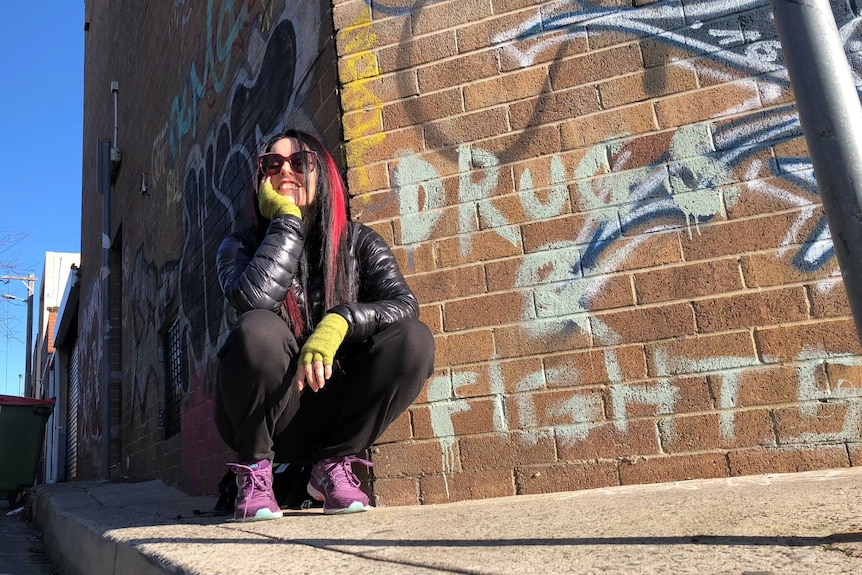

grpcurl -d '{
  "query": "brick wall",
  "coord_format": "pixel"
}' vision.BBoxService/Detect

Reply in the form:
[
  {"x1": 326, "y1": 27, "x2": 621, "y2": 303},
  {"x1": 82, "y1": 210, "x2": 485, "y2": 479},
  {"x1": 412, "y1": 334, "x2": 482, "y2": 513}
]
[
  {"x1": 78, "y1": 0, "x2": 862, "y2": 504},
  {"x1": 79, "y1": 1, "x2": 343, "y2": 490},
  {"x1": 332, "y1": 0, "x2": 862, "y2": 505}
]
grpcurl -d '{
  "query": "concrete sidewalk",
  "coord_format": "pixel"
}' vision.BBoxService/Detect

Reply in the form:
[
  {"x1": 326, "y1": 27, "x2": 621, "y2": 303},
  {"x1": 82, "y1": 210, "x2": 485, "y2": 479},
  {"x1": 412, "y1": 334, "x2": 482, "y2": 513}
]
[{"x1": 26, "y1": 467, "x2": 862, "y2": 575}]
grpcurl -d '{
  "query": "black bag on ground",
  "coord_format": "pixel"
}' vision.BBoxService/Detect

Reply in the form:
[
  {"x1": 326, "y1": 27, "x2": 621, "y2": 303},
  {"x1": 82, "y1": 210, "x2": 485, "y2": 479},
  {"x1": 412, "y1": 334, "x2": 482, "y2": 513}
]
[
  {"x1": 272, "y1": 463, "x2": 321, "y2": 510},
  {"x1": 214, "y1": 470, "x2": 238, "y2": 515}
]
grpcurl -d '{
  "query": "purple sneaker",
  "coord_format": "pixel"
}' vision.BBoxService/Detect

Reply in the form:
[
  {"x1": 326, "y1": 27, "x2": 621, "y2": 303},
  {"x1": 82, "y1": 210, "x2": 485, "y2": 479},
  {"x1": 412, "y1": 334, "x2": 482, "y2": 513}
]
[
  {"x1": 307, "y1": 455, "x2": 373, "y2": 514},
  {"x1": 228, "y1": 459, "x2": 283, "y2": 522}
]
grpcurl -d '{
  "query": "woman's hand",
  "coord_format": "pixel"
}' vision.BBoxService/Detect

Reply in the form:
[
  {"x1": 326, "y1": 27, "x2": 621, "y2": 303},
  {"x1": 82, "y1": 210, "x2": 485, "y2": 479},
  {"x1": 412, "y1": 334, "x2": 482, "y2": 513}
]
[
  {"x1": 295, "y1": 313, "x2": 349, "y2": 392},
  {"x1": 258, "y1": 177, "x2": 302, "y2": 220}
]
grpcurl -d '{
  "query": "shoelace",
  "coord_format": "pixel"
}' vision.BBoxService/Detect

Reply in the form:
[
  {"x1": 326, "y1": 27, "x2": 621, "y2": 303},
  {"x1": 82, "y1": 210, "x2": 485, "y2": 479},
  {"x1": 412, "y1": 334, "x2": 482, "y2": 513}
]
[
  {"x1": 228, "y1": 463, "x2": 272, "y2": 511},
  {"x1": 327, "y1": 456, "x2": 373, "y2": 488}
]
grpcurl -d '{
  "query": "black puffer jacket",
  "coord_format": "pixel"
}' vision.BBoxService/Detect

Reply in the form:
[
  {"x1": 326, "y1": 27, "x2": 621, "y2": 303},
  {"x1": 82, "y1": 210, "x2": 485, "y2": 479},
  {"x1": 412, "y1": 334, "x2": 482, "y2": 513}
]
[{"x1": 216, "y1": 213, "x2": 419, "y2": 344}]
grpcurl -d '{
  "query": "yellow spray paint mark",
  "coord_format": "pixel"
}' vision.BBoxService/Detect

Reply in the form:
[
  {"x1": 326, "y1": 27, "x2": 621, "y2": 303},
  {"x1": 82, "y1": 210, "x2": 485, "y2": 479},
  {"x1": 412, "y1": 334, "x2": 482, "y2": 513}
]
[{"x1": 339, "y1": 7, "x2": 384, "y2": 192}]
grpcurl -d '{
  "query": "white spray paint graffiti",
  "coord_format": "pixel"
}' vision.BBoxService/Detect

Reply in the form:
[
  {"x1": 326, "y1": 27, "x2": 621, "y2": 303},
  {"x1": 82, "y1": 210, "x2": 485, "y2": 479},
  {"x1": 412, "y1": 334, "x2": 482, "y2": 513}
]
[
  {"x1": 651, "y1": 346, "x2": 759, "y2": 442},
  {"x1": 460, "y1": 146, "x2": 516, "y2": 256},
  {"x1": 549, "y1": 392, "x2": 605, "y2": 444},
  {"x1": 667, "y1": 125, "x2": 733, "y2": 239},
  {"x1": 426, "y1": 372, "x2": 471, "y2": 497},
  {"x1": 423, "y1": 349, "x2": 862, "y2": 481},
  {"x1": 487, "y1": 361, "x2": 510, "y2": 434},
  {"x1": 610, "y1": 380, "x2": 680, "y2": 434},
  {"x1": 795, "y1": 355, "x2": 862, "y2": 443},
  {"x1": 520, "y1": 155, "x2": 570, "y2": 221},
  {"x1": 395, "y1": 124, "x2": 857, "y2": 487},
  {"x1": 494, "y1": 0, "x2": 785, "y2": 77},
  {"x1": 392, "y1": 153, "x2": 446, "y2": 246}
]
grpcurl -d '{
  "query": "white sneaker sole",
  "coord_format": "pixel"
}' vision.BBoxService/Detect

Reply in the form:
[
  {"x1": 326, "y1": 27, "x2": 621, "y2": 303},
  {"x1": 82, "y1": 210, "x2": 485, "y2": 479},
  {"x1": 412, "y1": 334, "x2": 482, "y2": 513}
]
[
  {"x1": 234, "y1": 508, "x2": 283, "y2": 522},
  {"x1": 324, "y1": 501, "x2": 370, "y2": 515},
  {"x1": 307, "y1": 484, "x2": 370, "y2": 514}
]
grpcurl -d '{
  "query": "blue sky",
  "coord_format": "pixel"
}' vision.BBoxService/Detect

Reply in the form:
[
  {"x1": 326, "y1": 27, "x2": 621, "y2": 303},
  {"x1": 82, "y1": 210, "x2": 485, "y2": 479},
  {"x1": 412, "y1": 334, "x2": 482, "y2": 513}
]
[{"x1": 0, "y1": 2, "x2": 84, "y2": 395}]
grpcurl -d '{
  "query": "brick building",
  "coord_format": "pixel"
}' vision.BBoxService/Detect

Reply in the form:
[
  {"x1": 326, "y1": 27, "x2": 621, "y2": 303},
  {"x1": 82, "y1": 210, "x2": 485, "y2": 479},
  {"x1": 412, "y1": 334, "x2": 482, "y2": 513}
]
[{"x1": 72, "y1": 0, "x2": 862, "y2": 505}]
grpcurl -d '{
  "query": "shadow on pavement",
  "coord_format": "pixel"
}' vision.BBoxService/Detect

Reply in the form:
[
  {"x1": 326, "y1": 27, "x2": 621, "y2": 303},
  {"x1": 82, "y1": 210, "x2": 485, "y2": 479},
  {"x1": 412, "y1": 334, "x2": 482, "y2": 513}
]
[{"x1": 125, "y1": 532, "x2": 862, "y2": 548}]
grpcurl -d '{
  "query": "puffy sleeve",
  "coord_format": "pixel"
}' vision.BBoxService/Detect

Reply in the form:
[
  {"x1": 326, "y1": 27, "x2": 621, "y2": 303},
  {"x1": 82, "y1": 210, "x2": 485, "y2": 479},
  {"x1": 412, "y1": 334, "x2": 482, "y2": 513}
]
[
  {"x1": 216, "y1": 214, "x2": 304, "y2": 314},
  {"x1": 329, "y1": 224, "x2": 419, "y2": 343}
]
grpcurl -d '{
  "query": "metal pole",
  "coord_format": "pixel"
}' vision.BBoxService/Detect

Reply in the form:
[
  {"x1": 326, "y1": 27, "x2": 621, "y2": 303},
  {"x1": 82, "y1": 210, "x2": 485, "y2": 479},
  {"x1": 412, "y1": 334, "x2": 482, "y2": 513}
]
[
  {"x1": 97, "y1": 138, "x2": 112, "y2": 479},
  {"x1": 25, "y1": 277, "x2": 34, "y2": 396},
  {"x1": 2, "y1": 274, "x2": 37, "y2": 396},
  {"x1": 769, "y1": 0, "x2": 862, "y2": 346}
]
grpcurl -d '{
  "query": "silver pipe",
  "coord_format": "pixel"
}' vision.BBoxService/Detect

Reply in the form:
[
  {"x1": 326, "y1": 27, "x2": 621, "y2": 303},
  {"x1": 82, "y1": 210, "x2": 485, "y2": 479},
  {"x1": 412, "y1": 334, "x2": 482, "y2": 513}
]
[
  {"x1": 111, "y1": 81, "x2": 119, "y2": 150},
  {"x1": 97, "y1": 138, "x2": 112, "y2": 479},
  {"x1": 769, "y1": 0, "x2": 862, "y2": 345}
]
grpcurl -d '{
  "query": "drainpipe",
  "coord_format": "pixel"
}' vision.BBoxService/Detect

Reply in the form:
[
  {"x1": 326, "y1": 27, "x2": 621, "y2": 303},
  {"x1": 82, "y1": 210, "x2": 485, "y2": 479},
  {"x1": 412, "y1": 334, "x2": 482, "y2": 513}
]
[
  {"x1": 769, "y1": 0, "x2": 862, "y2": 346},
  {"x1": 97, "y1": 138, "x2": 112, "y2": 480}
]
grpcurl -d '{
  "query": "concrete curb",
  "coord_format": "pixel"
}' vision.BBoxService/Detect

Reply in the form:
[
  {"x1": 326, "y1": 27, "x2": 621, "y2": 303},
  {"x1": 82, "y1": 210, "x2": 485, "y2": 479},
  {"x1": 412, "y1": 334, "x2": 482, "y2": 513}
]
[
  {"x1": 30, "y1": 481, "x2": 202, "y2": 575},
  {"x1": 27, "y1": 468, "x2": 862, "y2": 575}
]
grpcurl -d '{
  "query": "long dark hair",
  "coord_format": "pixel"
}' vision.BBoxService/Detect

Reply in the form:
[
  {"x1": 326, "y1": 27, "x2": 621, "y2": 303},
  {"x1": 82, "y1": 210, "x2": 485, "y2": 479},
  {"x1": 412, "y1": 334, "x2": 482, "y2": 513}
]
[{"x1": 256, "y1": 129, "x2": 352, "y2": 337}]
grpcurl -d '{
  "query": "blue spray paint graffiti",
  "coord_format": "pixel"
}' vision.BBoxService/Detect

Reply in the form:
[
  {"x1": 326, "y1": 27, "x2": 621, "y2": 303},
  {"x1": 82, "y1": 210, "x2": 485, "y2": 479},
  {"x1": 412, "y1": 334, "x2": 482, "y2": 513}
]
[
  {"x1": 486, "y1": 0, "x2": 858, "y2": 275},
  {"x1": 168, "y1": 0, "x2": 250, "y2": 164}
]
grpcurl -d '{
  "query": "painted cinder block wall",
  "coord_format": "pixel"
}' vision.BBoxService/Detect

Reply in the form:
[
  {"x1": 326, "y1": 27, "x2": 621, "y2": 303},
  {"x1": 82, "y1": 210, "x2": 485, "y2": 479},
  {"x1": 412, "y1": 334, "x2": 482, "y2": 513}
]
[{"x1": 79, "y1": 0, "x2": 862, "y2": 504}]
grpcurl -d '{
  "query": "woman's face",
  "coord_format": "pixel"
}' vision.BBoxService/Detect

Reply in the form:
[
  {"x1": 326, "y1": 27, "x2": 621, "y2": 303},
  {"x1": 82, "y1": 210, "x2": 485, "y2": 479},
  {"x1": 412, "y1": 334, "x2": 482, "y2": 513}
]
[{"x1": 266, "y1": 137, "x2": 318, "y2": 213}]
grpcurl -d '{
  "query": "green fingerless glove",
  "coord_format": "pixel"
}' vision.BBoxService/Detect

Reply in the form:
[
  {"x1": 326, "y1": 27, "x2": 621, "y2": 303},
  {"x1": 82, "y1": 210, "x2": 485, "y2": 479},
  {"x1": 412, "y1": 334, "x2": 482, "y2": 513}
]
[
  {"x1": 258, "y1": 179, "x2": 302, "y2": 220},
  {"x1": 298, "y1": 313, "x2": 349, "y2": 367}
]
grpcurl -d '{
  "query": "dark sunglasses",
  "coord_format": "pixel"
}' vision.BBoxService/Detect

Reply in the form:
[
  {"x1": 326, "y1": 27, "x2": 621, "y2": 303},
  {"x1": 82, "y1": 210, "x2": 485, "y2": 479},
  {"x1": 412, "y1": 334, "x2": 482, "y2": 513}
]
[{"x1": 258, "y1": 150, "x2": 318, "y2": 177}]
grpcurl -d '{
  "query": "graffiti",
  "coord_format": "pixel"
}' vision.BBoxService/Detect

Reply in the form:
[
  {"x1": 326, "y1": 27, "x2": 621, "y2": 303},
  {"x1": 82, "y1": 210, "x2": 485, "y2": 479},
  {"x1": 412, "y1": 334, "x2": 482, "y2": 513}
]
[
  {"x1": 97, "y1": 0, "x2": 862, "y2": 492},
  {"x1": 392, "y1": 132, "x2": 737, "y2": 332},
  {"x1": 495, "y1": 1, "x2": 787, "y2": 72},
  {"x1": 610, "y1": 380, "x2": 680, "y2": 434},
  {"x1": 150, "y1": 126, "x2": 172, "y2": 202},
  {"x1": 380, "y1": 0, "x2": 853, "y2": 270},
  {"x1": 176, "y1": 15, "x2": 299, "y2": 368},
  {"x1": 127, "y1": 244, "x2": 181, "y2": 419},
  {"x1": 548, "y1": 391, "x2": 605, "y2": 443},
  {"x1": 74, "y1": 1, "x2": 335, "y2": 488},
  {"x1": 794, "y1": 356, "x2": 862, "y2": 443},
  {"x1": 169, "y1": 0, "x2": 249, "y2": 158},
  {"x1": 369, "y1": 0, "x2": 862, "y2": 477},
  {"x1": 77, "y1": 283, "x2": 102, "y2": 470},
  {"x1": 408, "y1": 124, "x2": 846, "y2": 475},
  {"x1": 125, "y1": 4, "x2": 329, "y2": 456},
  {"x1": 426, "y1": 373, "x2": 469, "y2": 496},
  {"x1": 427, "y1": 351, "x2": 862, "y2": 478},
  {"x1": 127, "y1": 244, "x2": 159, "y2": 419},
  {"x1": 341, "y1": 6, "x2": 386, "y2": 190},
  {"x1": 151, "y1": 0, "x2": 258, "y2": 196},
  {"x1": 128, "y1": 1, "x2": 332, "y2": 418},
  {"x1": 384, "y1": 1, "x2": 854, "y2": 331},
  {"x1": 170, "y1": 0, "x2": 192, "y2": 36},
  {"x1": 651, "y1": 348, "x2": 757, "y2": 442}
]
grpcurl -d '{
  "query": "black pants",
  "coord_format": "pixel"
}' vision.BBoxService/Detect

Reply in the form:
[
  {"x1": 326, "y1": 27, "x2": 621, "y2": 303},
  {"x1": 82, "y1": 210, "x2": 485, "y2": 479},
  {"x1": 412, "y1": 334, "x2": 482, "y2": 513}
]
[{"x1": 214, "y1": 309, "x2": 435, "y2": 464}]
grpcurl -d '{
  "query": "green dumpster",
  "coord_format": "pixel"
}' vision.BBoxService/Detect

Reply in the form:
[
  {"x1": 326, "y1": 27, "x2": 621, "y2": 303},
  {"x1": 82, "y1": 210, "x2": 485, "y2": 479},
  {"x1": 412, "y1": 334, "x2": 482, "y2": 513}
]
[{"x1": 0, "y1": 394, "x2": 55, "y2": 506}]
